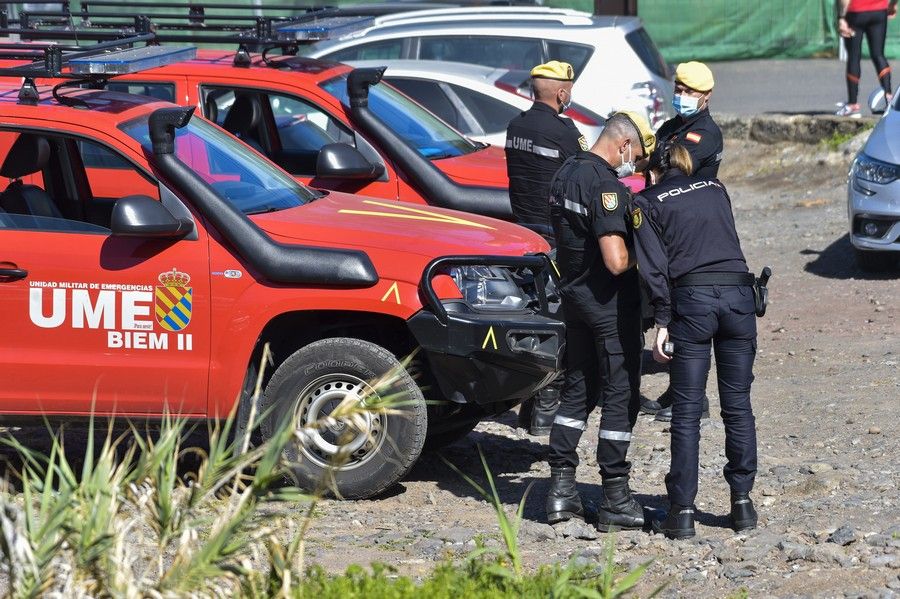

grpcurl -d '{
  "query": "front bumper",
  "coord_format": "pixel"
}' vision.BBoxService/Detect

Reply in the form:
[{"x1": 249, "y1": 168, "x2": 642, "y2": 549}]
[
  {"x1": 408, "y1": 254, "x2": 565, "y2": 406},
  {"x1": 847, "y1": 175, "x2": 900, "y2": 252}
]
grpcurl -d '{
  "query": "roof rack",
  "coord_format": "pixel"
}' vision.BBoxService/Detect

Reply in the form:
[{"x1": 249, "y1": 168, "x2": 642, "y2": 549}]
[
  {"x1": 0, "y1": 3, "x2": 376, "y2": 67},
  {"x1": 0, "y1": 32, "x2": 196, "y2": 105}
]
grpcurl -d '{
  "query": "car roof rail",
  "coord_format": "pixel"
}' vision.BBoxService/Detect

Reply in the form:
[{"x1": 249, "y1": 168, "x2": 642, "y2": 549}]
[
  {"x1": 0, "y1": 2, "x2": 376, "y2": 66},
  {"x1": 0, "y1": 30, "x2": 196, "y2": 105}
]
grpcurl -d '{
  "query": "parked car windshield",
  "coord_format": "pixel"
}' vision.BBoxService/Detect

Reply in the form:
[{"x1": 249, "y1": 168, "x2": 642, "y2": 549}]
[
  {"x1": 120, "y1": 115, "x2": 319, "y2": 214},
  {"x1": 321, "y1": 74, "x2": 479, "y2": 159}
]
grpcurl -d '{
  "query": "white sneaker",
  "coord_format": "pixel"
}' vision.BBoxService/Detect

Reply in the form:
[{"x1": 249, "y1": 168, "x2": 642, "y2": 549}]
[{"x1": 835, "y1": 103, "x2": 862, "y2": 118}]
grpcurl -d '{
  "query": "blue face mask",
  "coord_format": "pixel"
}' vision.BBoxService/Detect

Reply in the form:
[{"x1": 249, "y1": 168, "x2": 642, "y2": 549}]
[{"x1": 672, "y1": 93, "x2": 700, "y2": 117}]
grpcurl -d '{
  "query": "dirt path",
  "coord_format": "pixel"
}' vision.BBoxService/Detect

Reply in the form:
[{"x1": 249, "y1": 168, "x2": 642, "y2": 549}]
[{"x1": 298, "y1": 138, "x2": 899, "y2": 597}]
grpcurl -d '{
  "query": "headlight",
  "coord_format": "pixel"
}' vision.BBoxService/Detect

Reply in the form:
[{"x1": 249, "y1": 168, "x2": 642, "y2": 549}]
[
  {"x1": 448, "y1": 265, "x2": 527, "y2": 310},
  {"x1": 852, "y1": 153, "x2": 900, "y2": 184}
]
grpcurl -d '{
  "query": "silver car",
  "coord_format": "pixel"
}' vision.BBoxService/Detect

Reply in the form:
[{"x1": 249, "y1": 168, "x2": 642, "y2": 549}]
[
  {"x1": 848, "y1": 94, "x2": 900, "y2": 272},
  {"x1": 305, "y1": 7, "x2": 673, "y2": 129}
]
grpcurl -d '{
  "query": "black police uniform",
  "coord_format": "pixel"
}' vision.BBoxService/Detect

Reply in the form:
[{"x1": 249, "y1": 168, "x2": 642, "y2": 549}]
[
  {"x1": 547, "y1": 152, "x2": 642, "y2": 479},
  {"x1": 652, "y1": 108, "x2": 723, "y2": 180},
  {"x1": 506, "y1": 102, "x2": 587, "y2": 238},
  {"x1": 632, "y1": 170, "x2": 757, "y2": 513}
]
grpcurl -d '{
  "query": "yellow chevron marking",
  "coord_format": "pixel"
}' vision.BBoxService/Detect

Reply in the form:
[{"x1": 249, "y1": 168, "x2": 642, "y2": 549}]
[
  {"x1": 380, "y1": 281, "x2": 401, "y2": 304},
  {"x1": 482, "y1": 326, "x2": 498, "y2": 351},
  {"x1": 550, "y1": 259, "x2": 560, "y2": 277},
  {"x1": 338, "y1": 199, "x2": 495, "y2": 230}
]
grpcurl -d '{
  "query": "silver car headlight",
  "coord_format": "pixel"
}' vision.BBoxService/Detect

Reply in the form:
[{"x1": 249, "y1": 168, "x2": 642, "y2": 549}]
[
  {"x1": 853, "y1": 153, "x2": 900, "y2": 185},
  {"x1": 448, "y1": 265, "x2": 528, "y2": 310}
]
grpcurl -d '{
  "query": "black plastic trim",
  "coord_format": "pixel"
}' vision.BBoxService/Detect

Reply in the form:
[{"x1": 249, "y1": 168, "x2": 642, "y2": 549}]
[
  {"x1": 148, "y1": 106, "x2": 379, "y2": 287},
  {"x1": 407, "y1": 309, "x2": 563, "y2": 406},
  {"x1": 346, "y1": 67, "x2": 513, "y2": 221}
]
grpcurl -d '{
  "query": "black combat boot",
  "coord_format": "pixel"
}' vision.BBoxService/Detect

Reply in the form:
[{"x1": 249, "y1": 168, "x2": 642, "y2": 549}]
[
  {"x1": 730, "y1": 492, "x2": 757, "y2": 532},
  {"x1": 640, "y1": 388, "x2": 670, "y2": 415},
  {"x1": 595, "y1": 476, "x2": 645, "y2": 532},
  {"x1": 654, "y1": 394, "x2": 710, "y2": 422},
  {"x1": 546, "y1": 467, "x2": 584, "y2": 524},
  {"x1": 651, "y1": 504, "x2": 696, "y2": 539},
  {"x1": 528, "y1": 386, "x2": 560, "y2": 436}
]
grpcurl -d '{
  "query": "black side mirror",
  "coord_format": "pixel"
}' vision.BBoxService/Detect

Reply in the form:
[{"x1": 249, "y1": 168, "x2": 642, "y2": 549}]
[
  {"x1": 316, "y1": 143, "x2": 382, "y2": 180},
  {"x1": 111, "y1": 195, "x2": 193, "y2": 238}
]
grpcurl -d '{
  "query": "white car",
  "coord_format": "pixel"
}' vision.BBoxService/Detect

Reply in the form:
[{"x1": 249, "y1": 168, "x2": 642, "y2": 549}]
[
  {"x1": 305, "y1": 6, "x2": 673, "y2": 128},
  {"x1": 346, "y1": 59, "x2": 605, "y2": 146}
]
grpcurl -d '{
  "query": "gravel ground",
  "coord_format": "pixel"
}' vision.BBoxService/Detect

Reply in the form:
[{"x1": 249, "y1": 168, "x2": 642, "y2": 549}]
[
  {"x1": 294, "y1": 136, "x2": 900, "y2": 597},
  {"x1": 1, "y1": 135, "x2": 896, "y2": 598}
]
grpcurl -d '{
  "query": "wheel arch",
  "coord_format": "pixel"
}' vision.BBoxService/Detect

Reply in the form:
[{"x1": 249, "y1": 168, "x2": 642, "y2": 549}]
[{"x1": 227, "y1": 309, "x2": 421, "y2": 423}]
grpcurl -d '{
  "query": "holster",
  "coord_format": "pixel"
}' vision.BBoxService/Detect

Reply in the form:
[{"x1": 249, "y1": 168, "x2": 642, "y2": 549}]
[{"x1": 753, "y1": 267, "x2": 772, "y2": 317}]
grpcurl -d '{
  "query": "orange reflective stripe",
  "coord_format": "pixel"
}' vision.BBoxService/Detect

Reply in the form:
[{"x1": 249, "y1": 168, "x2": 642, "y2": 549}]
[
  {"x1": 878, "y1": 67, "x2": 892, "y2": 79},
  {"x1": 846, "y1": 73, "x2": 861, "y2": 83}
]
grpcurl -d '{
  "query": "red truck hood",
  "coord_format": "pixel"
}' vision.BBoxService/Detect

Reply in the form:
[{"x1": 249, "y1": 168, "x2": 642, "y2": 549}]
[
  {"x1": 251, "y1": 192, "x2": 547, "y2": 257},
  {"x1": 436, "y1": 145, "x2": 509, "y2": 187}
]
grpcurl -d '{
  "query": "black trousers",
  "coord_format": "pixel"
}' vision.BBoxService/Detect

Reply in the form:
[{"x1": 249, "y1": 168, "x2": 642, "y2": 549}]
[
  {"x1": 666, "y1": 284, "x2": 758, "y2": 507},
  {"x1": 548, "y1": 307, "x2": 641, "y2": 478},
  {"x1": 845, "y1": 9, "x2": 892, "y2": 104}
]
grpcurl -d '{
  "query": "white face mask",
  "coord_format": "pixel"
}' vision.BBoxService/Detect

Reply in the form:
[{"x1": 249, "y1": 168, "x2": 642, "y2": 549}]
[{"x1": 615, "y1": 143, "x2": 635, "y2": 178}]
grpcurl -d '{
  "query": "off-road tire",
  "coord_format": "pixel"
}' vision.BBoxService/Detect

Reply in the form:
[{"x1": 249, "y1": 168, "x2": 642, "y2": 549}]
[
  {"x1": 261, "y1": 338, "x2": 427, "y2": 499},
  {"x1": 854, "y1": 249, "x2": 896, "y2": 273}
]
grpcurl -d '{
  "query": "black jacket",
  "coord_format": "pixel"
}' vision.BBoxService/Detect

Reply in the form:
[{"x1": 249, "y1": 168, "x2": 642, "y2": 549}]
[
  {"x1": 632, "y1": 170, "x2": 747, "y2": 326},
  {"x1": 652, "y1": 108, "x2": 723, "y2": 180},
  {"x1": 506, "y1": 102, "x2": 586, "y2": 233}
]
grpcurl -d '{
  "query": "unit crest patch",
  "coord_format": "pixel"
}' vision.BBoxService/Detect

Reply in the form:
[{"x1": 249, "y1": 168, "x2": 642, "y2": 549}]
[
  {"x1": 601, "y1": 192, "x2": 619, "y2": 212},
  {"x1": 155, "y1": 268, "x2": 192, "y2": 332},
  {"x1": 631, "y1": 207, "x2": 643, "y2": 229},
  {"x1": 578, "y1": 135, "x2": 589, "y2": 151}
]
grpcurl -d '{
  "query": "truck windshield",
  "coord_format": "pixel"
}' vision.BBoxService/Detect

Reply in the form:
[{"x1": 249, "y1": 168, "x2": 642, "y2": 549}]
[
  {"x1": 119, "y1": 115, "x2": 319, "y2": 214},
  {"x1": 321, "y1": 74, "x2": 479, "y2": 160}
]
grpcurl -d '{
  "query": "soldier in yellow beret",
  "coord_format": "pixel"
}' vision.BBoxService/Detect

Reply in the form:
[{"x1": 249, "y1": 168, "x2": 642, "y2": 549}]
[
  {"x1": 506, "y1": 60, "x2": 589, "y2": 436},
  {"x1": 640, "y1": 60, "x2": 723, "y2": 423}
]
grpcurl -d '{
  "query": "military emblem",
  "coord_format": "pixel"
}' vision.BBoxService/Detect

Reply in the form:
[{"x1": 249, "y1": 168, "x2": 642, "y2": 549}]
[
  {"x1": 155, "y1": 268, "x2": 192, "y2": 332},
  {"x1": 602, "y1": 192, "x2": 619, "y2": 212},
  {"x1": 578, "y1": 135, "x2": 589, "y2": 151},
  {"x1": 631, "y1": 207, "x2": 643, "y2": 229}
]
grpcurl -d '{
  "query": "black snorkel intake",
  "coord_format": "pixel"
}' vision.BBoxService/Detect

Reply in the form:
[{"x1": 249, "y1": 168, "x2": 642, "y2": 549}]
[
  {"x1": 347, "y1": 67, "x2": 513, "y2": 221},
  {"x1": 148, "y1": 106, "x2": 378, "y2": 287}
]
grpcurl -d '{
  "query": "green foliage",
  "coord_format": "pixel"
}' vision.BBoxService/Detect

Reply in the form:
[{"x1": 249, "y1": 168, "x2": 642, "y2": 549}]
[{"x1": 0, "y1": 348, "x2": 659, "y2": 597}]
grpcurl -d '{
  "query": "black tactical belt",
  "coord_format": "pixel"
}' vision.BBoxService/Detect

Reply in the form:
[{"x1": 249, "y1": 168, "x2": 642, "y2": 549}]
[{"x1": 673, "y1": 272, "x2": 755, "y2": 287}]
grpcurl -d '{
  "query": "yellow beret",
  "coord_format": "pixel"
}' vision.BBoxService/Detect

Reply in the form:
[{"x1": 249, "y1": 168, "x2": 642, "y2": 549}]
[
  {"x1": 613, "y1": 110, "x2": 657, "y2": 156},
  {"x1": 530, "y1": 60, "x2": 574, "y2": 81},
  {"x1": 675, "y1": 61, "x2": 714, "y2": 92}
]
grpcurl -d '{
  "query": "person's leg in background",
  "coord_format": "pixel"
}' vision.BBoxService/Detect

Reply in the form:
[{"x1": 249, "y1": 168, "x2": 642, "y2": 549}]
[
  {"x1": 864, "y1": 10, "x2": 893, "y2": 100},
  {"x1": 839, "y1": 12, "x2": 865, "y2": 116}
]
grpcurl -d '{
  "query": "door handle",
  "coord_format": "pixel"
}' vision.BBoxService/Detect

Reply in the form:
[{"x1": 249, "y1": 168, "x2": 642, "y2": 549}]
[{"x1": 0, "y1": 268, "x2": 27, "y2": 281}]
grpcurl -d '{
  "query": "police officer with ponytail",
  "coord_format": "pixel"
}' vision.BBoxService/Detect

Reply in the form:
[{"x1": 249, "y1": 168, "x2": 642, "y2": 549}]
[
  {"x1": 632, "y1": 143, "x2": 762, "y2": 539},
  {"x1": 641, "y1": 61, "x2": 723, "y2": 420}
]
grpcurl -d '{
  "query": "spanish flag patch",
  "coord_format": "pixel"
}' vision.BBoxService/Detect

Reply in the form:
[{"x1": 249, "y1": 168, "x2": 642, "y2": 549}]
[{"x1": 685, "y1": 132, "x2": 702, "y2": 144}]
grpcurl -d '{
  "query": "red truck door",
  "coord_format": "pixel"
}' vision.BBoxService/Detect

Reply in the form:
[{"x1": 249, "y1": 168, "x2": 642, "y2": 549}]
[{"x1": 0, "y1": 128, "x2": 210, "y2": 417}]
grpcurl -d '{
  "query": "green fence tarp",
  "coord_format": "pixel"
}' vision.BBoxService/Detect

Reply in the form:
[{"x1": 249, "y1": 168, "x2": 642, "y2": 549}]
[{"x1": 635, "y1": 0, "x2": 900, "y2": 62}]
